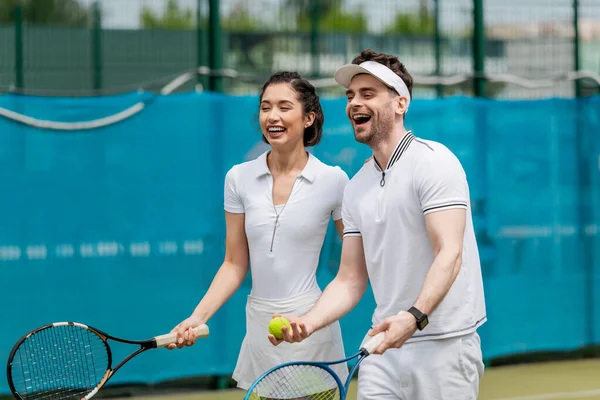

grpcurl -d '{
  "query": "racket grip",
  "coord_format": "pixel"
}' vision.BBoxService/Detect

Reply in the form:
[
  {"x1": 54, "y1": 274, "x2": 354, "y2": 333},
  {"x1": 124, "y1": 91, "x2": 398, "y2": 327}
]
[
  {"x1": 361, "y1": 331, "x2": 385, "y2": 355},
  {"x1": 155, "y1": 324, "x2": 210, "y2": 348}
]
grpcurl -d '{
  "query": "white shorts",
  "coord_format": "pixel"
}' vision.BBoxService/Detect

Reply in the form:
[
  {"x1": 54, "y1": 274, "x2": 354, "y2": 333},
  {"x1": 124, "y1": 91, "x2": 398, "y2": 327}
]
[{"x1": 357, "y1": 331, "x2": 484, "y2": 400}]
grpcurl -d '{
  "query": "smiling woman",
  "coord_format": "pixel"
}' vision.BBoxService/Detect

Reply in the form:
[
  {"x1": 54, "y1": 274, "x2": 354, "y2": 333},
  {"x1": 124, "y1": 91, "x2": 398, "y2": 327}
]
[
  {"x1": 164, "y1": 71, "x2": 352, "y2": 396},
  {"x1": 259, "y1": 72, "x2": 324, "y2": 148}
]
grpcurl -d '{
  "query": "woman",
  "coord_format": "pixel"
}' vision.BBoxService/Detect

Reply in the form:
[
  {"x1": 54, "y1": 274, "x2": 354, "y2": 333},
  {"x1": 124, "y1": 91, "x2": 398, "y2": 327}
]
[{"x1": 167, "y1": 71, "x2": 350, "y2": 391}]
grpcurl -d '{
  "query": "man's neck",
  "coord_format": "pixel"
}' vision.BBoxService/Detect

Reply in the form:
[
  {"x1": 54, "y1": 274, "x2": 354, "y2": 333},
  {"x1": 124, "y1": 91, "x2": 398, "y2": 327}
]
[{"x1": 372, "y1": 126, "x2": 409, "y2": 170}]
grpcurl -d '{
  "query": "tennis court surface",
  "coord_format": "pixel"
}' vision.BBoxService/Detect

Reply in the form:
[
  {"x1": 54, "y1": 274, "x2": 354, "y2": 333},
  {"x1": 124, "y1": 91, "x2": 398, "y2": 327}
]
[{"x1": 102, "y1": 359, "x2": 600, "y2": 400}]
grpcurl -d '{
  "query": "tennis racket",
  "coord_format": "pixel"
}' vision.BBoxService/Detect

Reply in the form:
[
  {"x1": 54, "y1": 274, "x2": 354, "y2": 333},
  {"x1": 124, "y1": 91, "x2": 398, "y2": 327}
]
[
  {"x1": 6, "y1": 321, "x2": 210, "y2": 400},
  {"x1": 244, "y1": 331, "x2": 385, "y2": 400}
]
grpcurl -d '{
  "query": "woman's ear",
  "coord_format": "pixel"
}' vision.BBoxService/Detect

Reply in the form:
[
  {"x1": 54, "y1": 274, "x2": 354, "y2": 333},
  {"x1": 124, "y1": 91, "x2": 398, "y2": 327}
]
[{"x1": 305, "y1": 111, "x2": 316, "y2": 128}]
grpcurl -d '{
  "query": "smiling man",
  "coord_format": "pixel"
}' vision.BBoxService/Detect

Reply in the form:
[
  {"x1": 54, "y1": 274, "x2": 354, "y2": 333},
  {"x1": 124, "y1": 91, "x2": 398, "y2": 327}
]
[{"x1": 269, "y1": 49, "x2": 488, "y2": 400}]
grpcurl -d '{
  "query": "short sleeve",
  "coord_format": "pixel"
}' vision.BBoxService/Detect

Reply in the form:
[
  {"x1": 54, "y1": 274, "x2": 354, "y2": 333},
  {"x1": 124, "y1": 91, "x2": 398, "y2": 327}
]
[
  {"x1": 224, "y1": 166, "x2": 244, "y2": 213},
  {"x1": 332, "y1": 167, "x2": 350, "y2": 221},
  {"x1": 341, "y1": 186, "x2": 361, "y2": 238},
  {"x1": 415, "y1": 147, "x2": 469, "y2": 215}
]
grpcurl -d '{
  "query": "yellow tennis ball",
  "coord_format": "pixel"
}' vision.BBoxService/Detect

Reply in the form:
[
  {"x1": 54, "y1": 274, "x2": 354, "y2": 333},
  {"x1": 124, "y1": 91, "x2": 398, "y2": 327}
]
[{"x1": 268, "y1": 317, "x2": 291, "y2": 339}]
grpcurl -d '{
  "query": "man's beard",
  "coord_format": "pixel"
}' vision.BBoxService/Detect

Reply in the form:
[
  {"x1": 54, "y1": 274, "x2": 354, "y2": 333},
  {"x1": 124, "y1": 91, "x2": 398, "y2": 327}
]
[{"x1": 354, "y1": 107, "x2": 394, "y2": 146}]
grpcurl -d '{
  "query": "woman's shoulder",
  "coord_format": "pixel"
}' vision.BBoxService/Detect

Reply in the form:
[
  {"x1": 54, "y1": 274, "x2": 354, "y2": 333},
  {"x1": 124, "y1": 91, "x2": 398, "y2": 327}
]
[
  {"x1": 226, "y1": 152, "x2": 269, "y2": 180},
  {"x1": 309, "y1": 154, "x2": 349, "y2": 182}
]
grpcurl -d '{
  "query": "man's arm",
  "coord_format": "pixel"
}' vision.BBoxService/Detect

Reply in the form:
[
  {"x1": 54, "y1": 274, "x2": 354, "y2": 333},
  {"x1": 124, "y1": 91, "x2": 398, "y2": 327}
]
[
  {"x1": 412, "y1": 207, "x2": 466, "y2": 315},
  {"x1": 304, "y1": 235, "x2": 369, "y2": 330},
  {"x1": 269, "y1": 236, "x2": 369, "y2": 344},
  {"x1": 368, "y1": 207, "x2": 466, "y2": 354}
]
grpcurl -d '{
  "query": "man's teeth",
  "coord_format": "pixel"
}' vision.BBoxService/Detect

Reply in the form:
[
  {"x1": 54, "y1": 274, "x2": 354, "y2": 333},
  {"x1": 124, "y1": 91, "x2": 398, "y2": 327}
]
[{"x1": 353, "y1": 114, "x2": 370, "y2": 121}]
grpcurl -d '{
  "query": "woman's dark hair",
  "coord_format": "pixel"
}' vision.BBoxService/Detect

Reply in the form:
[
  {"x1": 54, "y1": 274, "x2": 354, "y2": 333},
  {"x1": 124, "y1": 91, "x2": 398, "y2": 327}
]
[{"x1": 259, "y1": 71, "x2": 324, "y2": 147}]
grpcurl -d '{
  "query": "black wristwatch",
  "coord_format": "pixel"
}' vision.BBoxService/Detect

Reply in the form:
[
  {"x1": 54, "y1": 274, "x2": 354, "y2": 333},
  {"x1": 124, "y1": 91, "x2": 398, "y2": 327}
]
[{"x1": 407, "y1": 306, "x2": 429, "y2": 330}]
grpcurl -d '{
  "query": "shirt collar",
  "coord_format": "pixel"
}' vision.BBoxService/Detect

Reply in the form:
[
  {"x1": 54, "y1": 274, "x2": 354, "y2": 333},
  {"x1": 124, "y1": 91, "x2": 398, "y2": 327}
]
[
  {"x1": 373, "y1": 131, "x2": 414, "y2": 172},
  {"x1": 254, "y1": 151, "x2": 318, "y2": 183}
]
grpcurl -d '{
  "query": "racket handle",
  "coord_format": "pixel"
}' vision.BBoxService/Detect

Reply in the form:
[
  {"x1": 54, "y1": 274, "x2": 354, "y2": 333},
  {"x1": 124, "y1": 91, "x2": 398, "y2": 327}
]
[
  {"x1": 361, "y1": 331, "x2": 385, "y2": 355},
  {"x1": 154, "y1": 324, "x2": 210, "y2": 348}
]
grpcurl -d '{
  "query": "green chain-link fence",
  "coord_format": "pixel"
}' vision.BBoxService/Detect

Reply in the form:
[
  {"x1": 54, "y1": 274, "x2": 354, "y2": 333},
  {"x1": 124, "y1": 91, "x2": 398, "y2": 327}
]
[{"x1": 0, "y1": 0, "x2": 599, "y2": 98}]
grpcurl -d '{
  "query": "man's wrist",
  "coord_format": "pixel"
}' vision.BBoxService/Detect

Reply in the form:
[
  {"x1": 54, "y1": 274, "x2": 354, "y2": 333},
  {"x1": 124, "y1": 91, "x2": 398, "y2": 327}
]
[
  {"x1": 406, "y1": 306, "x2": 429, "y2": 331},
  {"x1": 302, "y1": 313, "x2": 324, "y2": 333}
]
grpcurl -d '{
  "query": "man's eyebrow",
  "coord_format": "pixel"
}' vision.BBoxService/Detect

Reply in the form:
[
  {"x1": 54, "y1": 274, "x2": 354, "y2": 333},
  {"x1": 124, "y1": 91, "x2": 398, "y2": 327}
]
[{"x1": 346, "y1": 87, "x2": 378, "y2": 96}]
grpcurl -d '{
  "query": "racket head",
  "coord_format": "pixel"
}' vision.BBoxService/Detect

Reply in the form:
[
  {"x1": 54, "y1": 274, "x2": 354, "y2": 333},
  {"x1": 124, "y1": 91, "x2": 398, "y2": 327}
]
[
  {"x1": 6, "y1": 322, "x2": 112, "y2": 400},
  {"x1": 244, "y1": 362, "x2": 344, "y2": 399}
]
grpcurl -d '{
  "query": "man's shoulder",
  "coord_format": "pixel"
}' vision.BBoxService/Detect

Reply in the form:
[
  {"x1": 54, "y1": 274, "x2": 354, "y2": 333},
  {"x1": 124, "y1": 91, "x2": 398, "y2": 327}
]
[
  {"x1": 411, "y1": 137, "x2": 462, "y2": 166},
  {"x1": 411, "y1": 137, "x2": 449, "y2": 154}
]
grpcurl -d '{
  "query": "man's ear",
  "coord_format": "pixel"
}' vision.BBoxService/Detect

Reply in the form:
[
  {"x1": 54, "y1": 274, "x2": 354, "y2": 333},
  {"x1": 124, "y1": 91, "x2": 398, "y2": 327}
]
[{"x1": 396, "y1": 97, "x2": 408, "y2": 115}]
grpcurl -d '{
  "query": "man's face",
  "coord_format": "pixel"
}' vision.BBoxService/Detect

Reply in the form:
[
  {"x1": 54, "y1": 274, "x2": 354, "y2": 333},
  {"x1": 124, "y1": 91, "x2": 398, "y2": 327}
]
[{"x1": 345, "y1": 74, "x2": 398, "y2": 146}]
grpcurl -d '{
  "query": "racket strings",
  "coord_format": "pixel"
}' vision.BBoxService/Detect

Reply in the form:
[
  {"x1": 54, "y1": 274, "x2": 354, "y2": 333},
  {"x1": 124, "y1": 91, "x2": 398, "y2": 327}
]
[
  {"x1": 251, "y1": 364, "x2": 340, "y2": 399},
  {"x1": 10, "y1": 325, "x2": 110, "y2": 400}
]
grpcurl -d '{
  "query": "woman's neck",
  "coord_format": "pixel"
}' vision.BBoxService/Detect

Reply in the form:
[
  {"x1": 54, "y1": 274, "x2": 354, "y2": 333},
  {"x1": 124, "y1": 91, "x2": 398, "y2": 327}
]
[{"x1": 267, "y1": 144, "x2": 308, "y2": 176}]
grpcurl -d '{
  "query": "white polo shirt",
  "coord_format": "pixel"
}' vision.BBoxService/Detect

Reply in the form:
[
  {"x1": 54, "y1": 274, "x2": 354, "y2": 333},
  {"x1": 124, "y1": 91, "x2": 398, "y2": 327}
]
[
  {"x1": 342, "y1": 132, "x2": 486, "y2": 341},
  {"x1": 225, "y1": 151, "x2": 349, "y2": 300}
]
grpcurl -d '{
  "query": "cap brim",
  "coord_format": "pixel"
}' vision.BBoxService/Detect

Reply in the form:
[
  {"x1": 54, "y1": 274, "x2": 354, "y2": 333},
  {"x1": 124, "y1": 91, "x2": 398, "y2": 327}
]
[{"x1": 334, "y1": 64, "x2": 374, "y2": 88}]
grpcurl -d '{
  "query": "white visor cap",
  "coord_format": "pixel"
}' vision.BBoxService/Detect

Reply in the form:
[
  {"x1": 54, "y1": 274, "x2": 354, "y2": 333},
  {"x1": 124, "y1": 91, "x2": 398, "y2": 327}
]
[{"x1": 334, "y1": 60, "x2": 411, "y2": 108}]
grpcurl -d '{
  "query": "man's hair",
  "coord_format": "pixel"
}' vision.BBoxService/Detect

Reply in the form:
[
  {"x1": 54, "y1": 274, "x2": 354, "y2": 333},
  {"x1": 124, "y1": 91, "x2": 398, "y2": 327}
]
[
  {"x1": 259, "y1": 71, "x2": 324, "y2": 147},
  {"x1": 351, "y1": 49, "x2": 413, "y2": 99}
]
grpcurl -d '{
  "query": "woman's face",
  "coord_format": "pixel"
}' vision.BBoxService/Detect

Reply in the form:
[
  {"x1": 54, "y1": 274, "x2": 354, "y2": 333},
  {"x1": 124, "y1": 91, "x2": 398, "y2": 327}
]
[{"x1": 259, "y1": 83, "x2": 312, "y2": 148}]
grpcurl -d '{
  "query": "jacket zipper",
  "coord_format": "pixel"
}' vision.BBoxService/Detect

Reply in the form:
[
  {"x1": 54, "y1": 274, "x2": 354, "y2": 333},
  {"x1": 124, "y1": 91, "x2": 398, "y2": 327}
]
[{"x1": 376, "y1": 171, "x2": 386, "y2": 221}]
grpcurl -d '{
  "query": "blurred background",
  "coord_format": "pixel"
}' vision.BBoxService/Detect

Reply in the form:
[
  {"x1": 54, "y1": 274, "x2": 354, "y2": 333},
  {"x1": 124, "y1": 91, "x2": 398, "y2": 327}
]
[{"x1": 0, "y1": 1, "x2": 599, "y2": 399}]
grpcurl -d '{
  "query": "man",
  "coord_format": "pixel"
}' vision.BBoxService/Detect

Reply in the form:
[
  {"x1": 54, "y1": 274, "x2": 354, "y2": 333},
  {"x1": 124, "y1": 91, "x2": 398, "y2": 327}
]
[{"x1": 268, "y1": 49, "x2": 487, "y2": 400}]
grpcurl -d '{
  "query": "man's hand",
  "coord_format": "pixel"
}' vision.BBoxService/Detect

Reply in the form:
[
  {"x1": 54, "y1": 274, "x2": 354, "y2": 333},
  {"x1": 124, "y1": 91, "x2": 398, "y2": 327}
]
[
  {"x1": 267, "y1": 314, "x2": 316, "y2": 346},
  {"x1": 368, "y1": 311, "x2": 418, "y2": 354}
]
